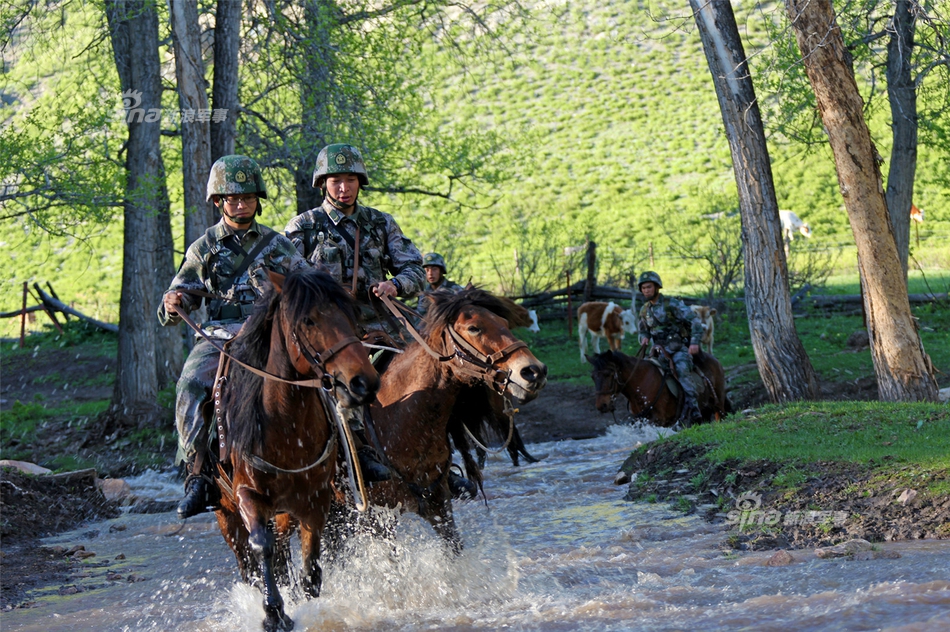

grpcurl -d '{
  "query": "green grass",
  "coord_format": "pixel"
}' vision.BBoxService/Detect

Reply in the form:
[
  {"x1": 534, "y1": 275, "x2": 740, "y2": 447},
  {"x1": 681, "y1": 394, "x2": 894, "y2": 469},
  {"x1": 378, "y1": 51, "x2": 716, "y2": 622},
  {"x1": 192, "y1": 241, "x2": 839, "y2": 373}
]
[
  {"x1": 3, "y1": 0, "x2": 949, "y2": 330},
  {"x1": 675, "y1": 401, "x2": 950, "y2": 467}
]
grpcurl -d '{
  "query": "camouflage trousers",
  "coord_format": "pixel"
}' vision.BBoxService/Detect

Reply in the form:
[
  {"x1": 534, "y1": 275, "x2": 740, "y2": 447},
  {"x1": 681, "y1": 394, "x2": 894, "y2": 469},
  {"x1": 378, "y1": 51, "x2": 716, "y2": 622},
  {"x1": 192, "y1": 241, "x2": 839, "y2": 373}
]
[
  {"x1": 174, "y1": 338, "x2": 220, "y2": 466},
  {"x1": 657, "y1": 342, "x2": 698, "y2": 401}
]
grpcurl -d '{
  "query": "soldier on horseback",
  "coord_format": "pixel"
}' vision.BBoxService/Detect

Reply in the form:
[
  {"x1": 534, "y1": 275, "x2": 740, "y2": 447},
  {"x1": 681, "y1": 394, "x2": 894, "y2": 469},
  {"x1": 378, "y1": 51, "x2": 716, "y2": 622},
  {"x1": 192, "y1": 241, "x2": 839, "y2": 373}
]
[
  {"x1": 159, "y1": 155, "x2": 308, "y2": 519},
  {"x1": 636, "y1": 271, "x2": 705, "y2": 426},
  {"x1": 416, "y1": 252, "x2": 464, "y2": 316},
  {"x1": 284, "y1": 144, "x2": 475, "y2": 497}
]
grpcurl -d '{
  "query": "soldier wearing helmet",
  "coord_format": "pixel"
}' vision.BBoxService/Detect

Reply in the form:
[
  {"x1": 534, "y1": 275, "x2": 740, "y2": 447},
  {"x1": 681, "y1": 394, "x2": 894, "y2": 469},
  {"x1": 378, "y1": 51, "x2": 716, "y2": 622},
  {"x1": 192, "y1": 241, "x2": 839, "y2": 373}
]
[
  {"x1": 284, "y1": 143, "x2": 438, "y2": 487},
  {"x1": 636, "y1": 271, "x2": 705, "y2": 426},
  {"x1": 159, "y1": 155, "x2": 308, "y2": 520},
  {"x1": 416, "y1": 252, "x2": 464, "y2": 317}
]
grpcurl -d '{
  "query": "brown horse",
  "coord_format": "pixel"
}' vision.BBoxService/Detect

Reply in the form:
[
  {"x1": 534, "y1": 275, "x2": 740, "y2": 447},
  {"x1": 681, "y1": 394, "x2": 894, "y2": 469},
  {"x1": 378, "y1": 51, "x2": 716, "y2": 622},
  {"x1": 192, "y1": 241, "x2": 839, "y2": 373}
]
[
  {"x1": 214, "y1": 268, "x2": 379, "y2": 632},
  {"x1": 448, "y1": 383, "x2": 542, "y2": 469},
  {"x1": 587, "y1": 349, "x2": 731, "y2": 427},
  {"x1": 361, "y1": 288, "x2": 547, "y2": 550}
]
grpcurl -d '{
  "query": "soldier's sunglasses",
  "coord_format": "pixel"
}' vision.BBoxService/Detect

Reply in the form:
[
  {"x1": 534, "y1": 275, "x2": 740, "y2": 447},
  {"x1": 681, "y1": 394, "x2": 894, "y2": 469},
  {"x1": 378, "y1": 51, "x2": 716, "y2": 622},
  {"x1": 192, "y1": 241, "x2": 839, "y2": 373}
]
[{"x1": 223, "y1": 194, "x2": 258, "y2": 206}]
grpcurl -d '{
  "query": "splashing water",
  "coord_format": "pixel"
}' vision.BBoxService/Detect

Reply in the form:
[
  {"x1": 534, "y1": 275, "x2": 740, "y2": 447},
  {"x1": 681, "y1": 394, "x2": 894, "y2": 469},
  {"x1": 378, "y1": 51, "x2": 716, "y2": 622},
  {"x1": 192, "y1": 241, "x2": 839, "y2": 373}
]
[{"x1": 5, "y1": 425, "x2": 950, "y2": 631}]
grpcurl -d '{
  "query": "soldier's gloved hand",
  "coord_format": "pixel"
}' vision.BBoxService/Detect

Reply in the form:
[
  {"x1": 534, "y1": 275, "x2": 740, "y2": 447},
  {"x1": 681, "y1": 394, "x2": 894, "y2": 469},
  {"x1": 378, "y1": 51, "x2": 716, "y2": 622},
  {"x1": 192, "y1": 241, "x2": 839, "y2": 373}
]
[
  {"x1": 163, "y1": 291, "x2": 184, "y2": 313},
  {"x1": 639, "y1": 337, "x2": 650, "y2": 347},
  {"x1": 372, "y1": 281, "x2": 397, "y2": 298},
  {"x1": 689, "y1": 344, "x2": 700, "y2": 355}
]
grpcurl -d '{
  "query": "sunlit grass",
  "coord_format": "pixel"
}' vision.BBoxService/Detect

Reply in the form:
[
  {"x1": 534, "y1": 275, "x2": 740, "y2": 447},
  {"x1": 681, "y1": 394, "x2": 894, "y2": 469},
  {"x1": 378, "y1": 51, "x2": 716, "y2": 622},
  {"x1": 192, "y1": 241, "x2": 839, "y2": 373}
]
[{"x1": 675, "y1": 401, "x2": 950, "y2": 467}]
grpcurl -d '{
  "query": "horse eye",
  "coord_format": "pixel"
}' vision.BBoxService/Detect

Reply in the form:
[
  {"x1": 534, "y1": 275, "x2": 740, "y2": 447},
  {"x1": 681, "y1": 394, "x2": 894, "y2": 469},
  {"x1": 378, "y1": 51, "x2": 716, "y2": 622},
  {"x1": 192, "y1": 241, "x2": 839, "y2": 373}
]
[
  {"x1": 467, "y1": 325, "x2": 480, "y2": 334},
  {"x1": 303, "y1": 317, "x2": 316, "y2": 327}
]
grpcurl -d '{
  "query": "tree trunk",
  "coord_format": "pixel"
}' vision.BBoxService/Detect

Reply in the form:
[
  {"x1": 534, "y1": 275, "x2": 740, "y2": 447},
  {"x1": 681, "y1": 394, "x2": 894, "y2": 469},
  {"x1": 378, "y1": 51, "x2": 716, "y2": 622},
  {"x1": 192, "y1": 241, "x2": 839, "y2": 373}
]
[
  {"x1": 786, "y1": 0, "x2": 938, "y2": 402},
  {"x1": 885, "y1": 0, "x2": 918, "y2": 278},
  {"x1": 105, "y1": 0, "x2": 171, "y2": 421},
  {"x1": 295, "y1": 0, "x2": 335, "y2": 214},
  {"x1": 170, "y1": 0, "x2": 214, "y2": 249},
  {"x1": 690, "y1": 0, "x2": 819, "y2": 402},
  {"x1": 210, "y1": 0, "x2": 240, "y2": 165}
]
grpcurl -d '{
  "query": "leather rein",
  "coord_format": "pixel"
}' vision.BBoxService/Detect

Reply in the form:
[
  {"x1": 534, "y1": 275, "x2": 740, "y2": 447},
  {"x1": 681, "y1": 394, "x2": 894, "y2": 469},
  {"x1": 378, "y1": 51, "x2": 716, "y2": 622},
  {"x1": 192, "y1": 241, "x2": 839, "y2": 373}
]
[
  {"x1": 379, "y1": 294, "x2": 528, "y2": 394},
  {"x1": 171, "y1": 301, "x2": 360, "y2": 477},
  {"x1": 596, "y1": 355, "x2": 665, "y2": 419}
]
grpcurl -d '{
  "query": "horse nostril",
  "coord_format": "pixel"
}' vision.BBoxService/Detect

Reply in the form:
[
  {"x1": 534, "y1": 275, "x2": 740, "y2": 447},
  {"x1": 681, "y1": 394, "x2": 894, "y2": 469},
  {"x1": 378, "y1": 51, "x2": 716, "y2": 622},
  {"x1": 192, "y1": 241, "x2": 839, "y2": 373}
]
[
  {"x1": 521, "y1": 364, "x2": 547, "y2": 383},
  {"x1": 349, "y1": 374, "x2": 380, "y2": 401},
  {"x1": 349, "y1": 375, "x2": 368, "y2": 398}
]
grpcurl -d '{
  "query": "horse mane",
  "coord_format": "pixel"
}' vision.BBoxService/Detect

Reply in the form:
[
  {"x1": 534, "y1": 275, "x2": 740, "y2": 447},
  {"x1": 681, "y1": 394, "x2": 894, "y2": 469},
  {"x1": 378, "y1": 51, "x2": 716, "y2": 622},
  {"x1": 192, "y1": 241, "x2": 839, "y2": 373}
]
[
  {"x1": 588, "y1": 350, "x2": 623, "y2": 372},
  {"x1": 424, "y1": 287, "x2": 522, "y2": 344},
  {"x1": 224, "y1": 268, "x2": 357, "y2": 459}
]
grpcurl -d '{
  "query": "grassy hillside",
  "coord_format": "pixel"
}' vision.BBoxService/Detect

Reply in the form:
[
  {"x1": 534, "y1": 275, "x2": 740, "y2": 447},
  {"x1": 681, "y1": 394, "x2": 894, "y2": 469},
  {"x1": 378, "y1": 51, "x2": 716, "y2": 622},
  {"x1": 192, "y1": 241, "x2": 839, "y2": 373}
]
[{"x1": 2, "y1": 0, "x2": 948, "y2": 334}]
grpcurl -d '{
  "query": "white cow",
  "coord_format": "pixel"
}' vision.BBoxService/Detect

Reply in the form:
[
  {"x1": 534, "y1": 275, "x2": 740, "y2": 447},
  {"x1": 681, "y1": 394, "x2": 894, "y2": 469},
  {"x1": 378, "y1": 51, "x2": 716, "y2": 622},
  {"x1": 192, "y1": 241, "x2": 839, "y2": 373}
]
[
  {"x1": 526, "y1": 309, "x2": 540, "y2": 333},
  {"x1": 779, "y1": 210, "x2": 811, "y2": 241}
]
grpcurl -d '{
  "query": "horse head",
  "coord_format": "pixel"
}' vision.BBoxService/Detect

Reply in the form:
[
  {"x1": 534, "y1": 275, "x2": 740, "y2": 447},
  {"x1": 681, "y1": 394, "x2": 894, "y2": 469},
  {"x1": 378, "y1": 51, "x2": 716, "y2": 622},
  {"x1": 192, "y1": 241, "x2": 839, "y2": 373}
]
[
  {"x1": 268, "y1": 269, "x2": 379, "y2": 407},
  {"x1": 427, "y1": 288, "x2": 547, "y2": 404},
  {"x1": 588, "y1": 351, "x2": 621, "y2": 413}
]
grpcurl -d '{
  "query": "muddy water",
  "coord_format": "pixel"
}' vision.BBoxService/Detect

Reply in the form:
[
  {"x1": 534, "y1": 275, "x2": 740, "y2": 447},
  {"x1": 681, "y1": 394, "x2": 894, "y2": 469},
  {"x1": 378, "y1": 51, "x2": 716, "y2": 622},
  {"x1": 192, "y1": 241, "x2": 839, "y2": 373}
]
[{"x1": 4, "y1": 425, "x2": 950, "y2": 631}]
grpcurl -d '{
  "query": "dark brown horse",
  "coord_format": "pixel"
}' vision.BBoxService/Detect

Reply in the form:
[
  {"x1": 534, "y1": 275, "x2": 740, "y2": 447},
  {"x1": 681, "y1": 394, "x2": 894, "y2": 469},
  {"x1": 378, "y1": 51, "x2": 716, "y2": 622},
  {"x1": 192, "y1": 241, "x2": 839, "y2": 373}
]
[
  {"x1": 215, "y1": 268, "x2": 379, "y2": 632},
  {"x1": 449, "y1": 383, "x2": 541, "y2": 469},
  {"x1": 588, "y1": 349, "x2": 731, "y2": 427},
  {"x1": 362, "y1": 288, "x2": 547, "y2": 550}
]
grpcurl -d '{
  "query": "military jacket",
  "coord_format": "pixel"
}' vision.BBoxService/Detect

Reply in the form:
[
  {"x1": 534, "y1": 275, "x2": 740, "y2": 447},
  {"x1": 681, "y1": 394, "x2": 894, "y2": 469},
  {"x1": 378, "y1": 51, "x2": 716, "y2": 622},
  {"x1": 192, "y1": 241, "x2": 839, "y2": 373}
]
[
  {"x1": 284, "y1": 201, "x2": 425, "y2": 307},
  {"x1": 415, "y1": 278, "x2": 464, "y2": 316},
  {"x1": 638, "y1": 294, "x2": 703, "y2": 347},
  {"x1": 158, "y1": 219, "x2": 307, "y2": 337}
]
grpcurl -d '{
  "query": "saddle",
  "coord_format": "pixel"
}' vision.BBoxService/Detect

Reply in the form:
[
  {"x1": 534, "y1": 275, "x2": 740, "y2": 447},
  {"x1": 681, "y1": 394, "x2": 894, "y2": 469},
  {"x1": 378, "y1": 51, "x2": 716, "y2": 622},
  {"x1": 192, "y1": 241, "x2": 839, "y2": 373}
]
[{"x1": 649, "y1": 348, "x2": 704, "y2": 401}]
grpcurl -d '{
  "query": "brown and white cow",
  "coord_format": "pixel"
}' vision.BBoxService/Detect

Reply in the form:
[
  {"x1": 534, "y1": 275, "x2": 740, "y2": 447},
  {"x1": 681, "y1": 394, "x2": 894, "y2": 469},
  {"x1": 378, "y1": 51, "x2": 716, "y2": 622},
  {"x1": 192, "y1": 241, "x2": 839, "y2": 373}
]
[
  {"x1": 578, "y1": 301, "x2": 636, "y2": 361},
  {"x1": 689, "y1": 304, "x2": 716, "y2": 354},
  {"x1": 911, "y1": 204, "x2": 924, "y2": 224}
]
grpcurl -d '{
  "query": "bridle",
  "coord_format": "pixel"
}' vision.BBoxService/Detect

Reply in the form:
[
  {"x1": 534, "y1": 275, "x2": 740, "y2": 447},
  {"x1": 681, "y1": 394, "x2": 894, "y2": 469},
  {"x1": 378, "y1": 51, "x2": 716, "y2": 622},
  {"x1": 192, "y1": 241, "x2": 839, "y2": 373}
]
[
  {"x1": 380, "y1": 294, "x2": 528, "y2": 394},
  {"x1": 173, "y1": 303, "x2": 364, "y2": 477},
  {"x1": 594, "y1": 357, "x2": 664, "y2": 419}
]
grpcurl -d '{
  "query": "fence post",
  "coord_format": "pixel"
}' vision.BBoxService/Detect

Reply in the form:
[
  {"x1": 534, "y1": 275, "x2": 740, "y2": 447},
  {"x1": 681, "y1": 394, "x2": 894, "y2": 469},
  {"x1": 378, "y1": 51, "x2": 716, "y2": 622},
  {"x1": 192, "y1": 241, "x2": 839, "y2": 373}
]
[
  {"x1": 566, "y1": 270, "x2": 573, "y2": 337},
  {"x1": 20, "y1": 281, "x2": 27, "y2": 347},
  {"x1": 584, "y1": 241, "x2": 596, "y2": 303}
]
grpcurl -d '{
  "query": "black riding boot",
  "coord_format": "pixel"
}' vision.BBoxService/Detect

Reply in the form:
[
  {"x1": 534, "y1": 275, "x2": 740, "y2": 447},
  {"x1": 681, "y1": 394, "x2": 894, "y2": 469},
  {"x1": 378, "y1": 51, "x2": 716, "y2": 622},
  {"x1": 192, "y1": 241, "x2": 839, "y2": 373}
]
[
  {"x1": 681, "y1": 396, "x2": 703, "y2": 427},
  {"x1": 177, "y1": 455, "x2": 220, "y2": 520},
  {"x1": 448, "y1": 467, "x2": 477, "y2": 500},
  {"x1": 353, "y1": 431, "x2": 392, "y2": 483}
]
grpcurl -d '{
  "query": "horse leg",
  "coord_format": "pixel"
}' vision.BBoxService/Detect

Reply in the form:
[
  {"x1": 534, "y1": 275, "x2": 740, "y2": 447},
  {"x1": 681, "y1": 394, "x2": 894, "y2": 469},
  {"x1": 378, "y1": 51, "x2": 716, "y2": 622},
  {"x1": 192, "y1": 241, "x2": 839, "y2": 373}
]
[
  {"x1": 428, "y1": 499, "x2": 462, "y2": 555},
  {"x1": 272, "y1": 514, "x2": 296, "y2": 588},
  {"x1": 215, "y1": 506, "x2": 257, "y2": 585},
  {"x1": 297, "y1": 522, "x2": 323, "y2": 599},
  {"x1": 239, "y1": 494, "x2": 293, "y2": 632}
]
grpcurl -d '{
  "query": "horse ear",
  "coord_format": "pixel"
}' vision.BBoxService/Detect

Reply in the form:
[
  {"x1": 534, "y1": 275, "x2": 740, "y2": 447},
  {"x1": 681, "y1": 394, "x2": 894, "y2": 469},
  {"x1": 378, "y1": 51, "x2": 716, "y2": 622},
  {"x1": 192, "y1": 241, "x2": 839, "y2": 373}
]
[
  {"x1": 267, "y1": 270, "x2": 286, "y2": 293},
  {"x1": 584, "y1": 354, "x2": 593, "y2": 364}
]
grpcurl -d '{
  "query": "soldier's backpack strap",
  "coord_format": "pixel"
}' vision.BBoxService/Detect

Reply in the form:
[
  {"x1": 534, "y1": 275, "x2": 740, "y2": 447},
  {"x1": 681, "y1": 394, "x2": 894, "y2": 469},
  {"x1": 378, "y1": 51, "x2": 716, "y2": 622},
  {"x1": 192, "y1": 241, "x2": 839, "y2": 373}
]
[{"x1": 218, "y1": 229, "x2": 280, "y2": 295}]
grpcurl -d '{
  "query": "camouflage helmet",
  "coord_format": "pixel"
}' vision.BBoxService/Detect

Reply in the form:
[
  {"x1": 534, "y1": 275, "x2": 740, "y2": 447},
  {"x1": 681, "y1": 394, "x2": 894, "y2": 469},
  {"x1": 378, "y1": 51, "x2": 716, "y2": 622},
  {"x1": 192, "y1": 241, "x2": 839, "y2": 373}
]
[
  {"x1": 206, "y1": 155, "x2": 268, "y2": 202},
  {"x1": 312, "y1": 144, "x2": 369, "y2": 188},
  {"x1": 422, "y1": 252, "x2": 447, "y2": 272},
  {"x1": 637, "y1": 271, "x2": 663, "y2": 290}
]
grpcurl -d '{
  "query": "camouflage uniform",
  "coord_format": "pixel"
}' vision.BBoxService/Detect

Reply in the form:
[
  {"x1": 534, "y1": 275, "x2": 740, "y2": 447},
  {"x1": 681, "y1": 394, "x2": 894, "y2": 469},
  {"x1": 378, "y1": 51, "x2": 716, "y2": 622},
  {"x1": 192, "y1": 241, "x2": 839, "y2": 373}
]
[
  {"x1": 284, "y1": 201, "x2": 425, "y2": 336},
  {"x1": 637, "y1": 273, "x2": 704, "y2": 422},
  {"x1": 159, "y1": 218, "x2": 307, "y2": 465}
]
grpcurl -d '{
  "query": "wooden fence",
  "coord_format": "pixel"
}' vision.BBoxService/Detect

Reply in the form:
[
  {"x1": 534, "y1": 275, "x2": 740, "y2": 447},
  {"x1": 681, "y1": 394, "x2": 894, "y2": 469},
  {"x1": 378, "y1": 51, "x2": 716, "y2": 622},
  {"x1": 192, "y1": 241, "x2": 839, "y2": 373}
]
[{"x1": 1, "y1": 282, "x2": 117, "y2": 346}]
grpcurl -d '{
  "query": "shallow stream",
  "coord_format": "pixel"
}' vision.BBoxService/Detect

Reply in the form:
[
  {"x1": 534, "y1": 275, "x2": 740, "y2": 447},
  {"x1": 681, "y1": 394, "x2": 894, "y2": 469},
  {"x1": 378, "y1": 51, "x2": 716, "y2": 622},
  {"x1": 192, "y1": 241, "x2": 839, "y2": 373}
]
[{"x1": 4, "y1": 425, "x2": 949, "y2": 631}]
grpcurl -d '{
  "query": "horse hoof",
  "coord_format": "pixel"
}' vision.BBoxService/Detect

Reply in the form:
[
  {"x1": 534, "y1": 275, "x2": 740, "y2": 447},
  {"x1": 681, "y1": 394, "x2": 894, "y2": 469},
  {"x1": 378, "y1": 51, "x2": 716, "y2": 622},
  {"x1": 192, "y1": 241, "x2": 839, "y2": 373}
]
[{"x1": 263, "y1": 607, "x2": 294, "y2": 632}]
